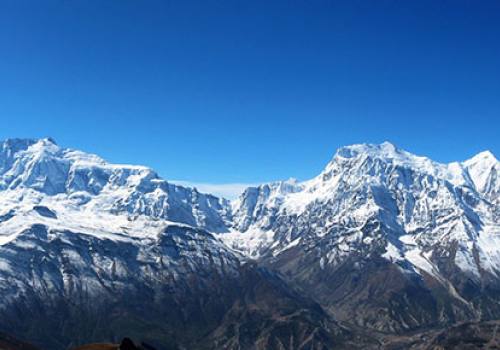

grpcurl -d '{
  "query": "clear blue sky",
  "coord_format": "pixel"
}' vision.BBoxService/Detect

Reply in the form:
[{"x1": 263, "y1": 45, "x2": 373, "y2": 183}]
[{"x1": 0, "y1": 1, "x2": 499, "y2": 188}]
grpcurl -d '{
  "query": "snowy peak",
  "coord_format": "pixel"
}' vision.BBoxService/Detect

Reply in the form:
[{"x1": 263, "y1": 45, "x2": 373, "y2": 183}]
[
  {"x1": 0, "y1": 138, "x2": 232, "y2": 236},
  {"x1": 1, "y1": 137, "x2": 53, "y2": 152},
  {"x1": 466, "y1": 150, "x2": 499, "y2": 163},
  {"x1": 231, "y1": 142, "x2": 499, "y2": 224},
  {"x1": 323, "y1": 143, "x2": 500, "y2": 191},
  {"x1": 463, "y1": 150, "x2": 499, "y2": 174},
  {"x1": 333, "y1": 141, "x2": 399, "y2": 160},
  {"x1": 463, "y1": 150, "x2": 499, "y2": 196},
  {"x1": 231, "y1": 178, "x2": 303, "y2": 231},
  {"x1": 0, "y1": 137, "x2": 69, "y2": 194},
  {"x1": 0, "y1": 137, "x2": 59, "y2": 161},
  {"x1": 327, "y1": 142, "x2": 447, "y2": 176}
]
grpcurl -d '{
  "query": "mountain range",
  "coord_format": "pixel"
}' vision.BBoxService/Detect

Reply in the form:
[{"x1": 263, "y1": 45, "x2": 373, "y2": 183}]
[{"x1": 0, "y1": 138, "x2": 498, "y2": 349}]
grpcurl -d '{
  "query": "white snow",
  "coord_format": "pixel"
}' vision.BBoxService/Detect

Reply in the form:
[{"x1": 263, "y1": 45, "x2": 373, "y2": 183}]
[
  {"x1": 215, "y1": 228, "x2": 275, "y2": 259},
  {"x1": 404, "y1": 248, "x2": 441, "y2": 279},
  {"x1": 382, "y1": 242, "x2": 403, "y2": 262}
]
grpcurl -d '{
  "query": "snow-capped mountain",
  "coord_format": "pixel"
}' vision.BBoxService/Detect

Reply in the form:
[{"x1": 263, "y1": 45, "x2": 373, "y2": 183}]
[
  {"x1": 0, "y1": 138, "x2": 231, "y2": 238},
  {"x1": 0, "y1": 138, "x2": 240, "y2": 348},
  {"x1": 0, "y1": 137, "x2": 499, "y2": 347},
  {"x1": 225, "y1": 141, "x2": 500, "y2": 332},
  {"x1": 227, "y1": 141, "x2": 500, "y2": 277}
]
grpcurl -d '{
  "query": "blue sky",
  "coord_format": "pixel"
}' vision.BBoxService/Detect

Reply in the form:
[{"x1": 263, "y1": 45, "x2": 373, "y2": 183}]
[{"x1": 0, "y1": 1, "x2": 499, "y2": 197}]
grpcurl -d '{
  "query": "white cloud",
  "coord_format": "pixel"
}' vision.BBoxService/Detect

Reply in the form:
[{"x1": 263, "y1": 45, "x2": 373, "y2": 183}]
[{"x1": 171, "y1": 180, "x2": 258, "y2": 200}]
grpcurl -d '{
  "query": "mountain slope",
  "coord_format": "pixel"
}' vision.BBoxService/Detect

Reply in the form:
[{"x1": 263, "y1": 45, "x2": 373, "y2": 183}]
[{"x1": 0, "y1": 223, "x2": 366, "y2": 349}]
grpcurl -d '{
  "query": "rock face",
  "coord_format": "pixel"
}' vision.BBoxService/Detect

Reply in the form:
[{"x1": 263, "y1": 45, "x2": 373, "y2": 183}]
[{"x1": 0, "y1": 138, "x2": 499, "y2": 348}]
